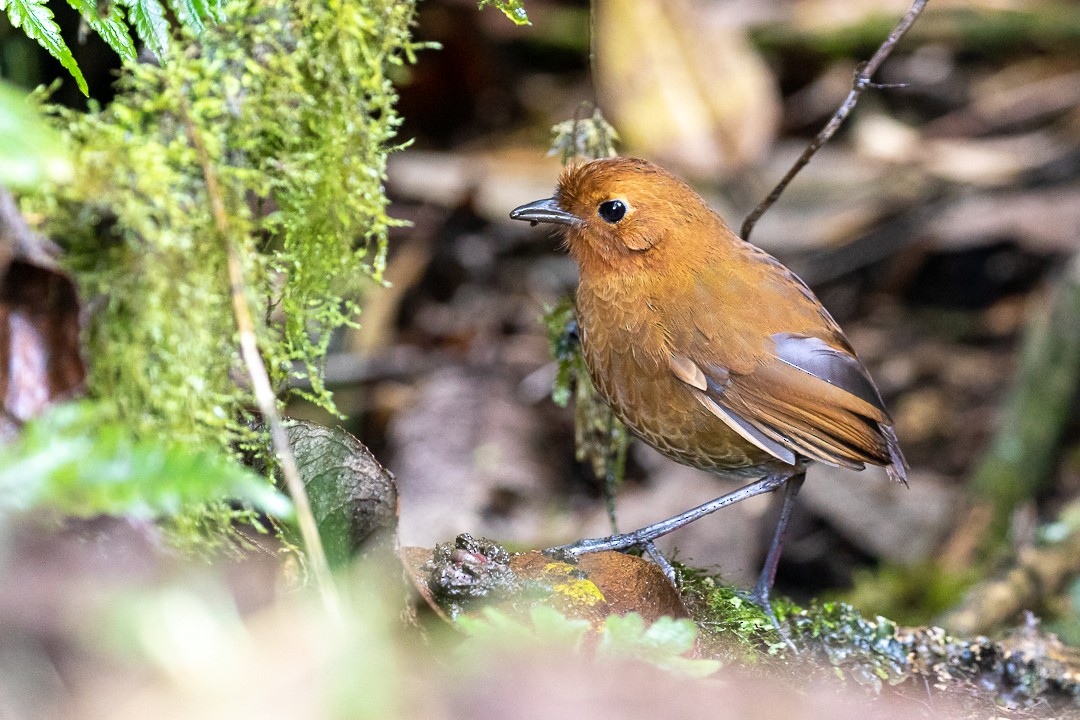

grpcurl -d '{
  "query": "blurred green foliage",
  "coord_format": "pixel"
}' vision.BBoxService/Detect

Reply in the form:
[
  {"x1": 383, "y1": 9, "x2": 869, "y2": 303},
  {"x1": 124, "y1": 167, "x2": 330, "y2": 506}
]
[
  {"x1": 841, "y1": 562, "x2": 975, "y2": 627},
  {"x1": 90, "y1": 564, "x2": 408, "y2": 720},
  {"x1": 0, "y1": 402, "x2": 290, "y2": 519},
  {"x1": 0, "y1": 79, "x2": 71, "y2": 188},
  {"x1": 457, "y1": 605, "x2": 720, "y2": 678},
  {"x1": 598, "y1": 613, "x2": 721, "y2": 678}
]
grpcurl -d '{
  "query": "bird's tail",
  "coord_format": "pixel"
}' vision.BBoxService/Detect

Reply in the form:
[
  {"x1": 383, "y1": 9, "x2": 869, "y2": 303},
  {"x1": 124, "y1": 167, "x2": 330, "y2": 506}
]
[{"x1": 881, "y1": 424, "x2": 909, "y2": 486}]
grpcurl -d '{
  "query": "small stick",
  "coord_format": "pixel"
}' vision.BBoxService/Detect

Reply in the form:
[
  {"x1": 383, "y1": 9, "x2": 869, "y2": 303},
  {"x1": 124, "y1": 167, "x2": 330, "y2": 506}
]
[
  {"x1": 179, "y1": 101, "x2": 341, "y2": 622},
  {"x1": 740, "y1": 0, "x2": 929, "y2": 242}
]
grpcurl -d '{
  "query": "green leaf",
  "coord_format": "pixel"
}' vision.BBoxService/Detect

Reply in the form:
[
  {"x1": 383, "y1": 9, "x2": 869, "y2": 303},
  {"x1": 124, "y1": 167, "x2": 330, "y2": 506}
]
[
  {"x1": 598, "y1": 614, "x2": 722, "y2": 678},
  {"x1": 3, "y1": 0, "x2": 89, "y2": 96},
  {"x1": 456, "y1": 608, "x2": 718, "y2": 678},
  {"x1": 0, "y1": 403, "x2": 292, "y2": 520},
  {"x1": 93, "y1": 6, "x2": 138, "y2": 60},
  {"x1": 543, "y1": 298, "x2": 578, "y2": 408},
  {"x1": 89, "y1": 10, "x2": 137, "y2": 61},
  {"x1": 0, "y1": 81, "x2": 73, "y2": 189},
  {"x1": 456, "y1": 606, "x2": 591, "y2": 651},
  {"x1": 476, "y1": 0, "x2": 529, "y2": 26},
  {"x1": 202, "y1": 0, "x2": 223, "y2": 22},
  {"x1": 63, "y1": 0, "x2": 137, "y2": 61},
  {"x1": 638, "y1": 615, "x2": 699, "y2": 654},
  {"x1": 527, "y1": 605, "x2": 591, "y2": 647},
  {"x1": 166, "y1": 0, "x2": 206, "y2": 34},
  {"x1": 120, "y1": 0, "x2": 170, "y2": 60},
  {"x1": 599, "y1": 611, "x2": 648, "y2": 650},
  {"x1": 288, "y1": 421, "x2": 398, "y2": 568}
]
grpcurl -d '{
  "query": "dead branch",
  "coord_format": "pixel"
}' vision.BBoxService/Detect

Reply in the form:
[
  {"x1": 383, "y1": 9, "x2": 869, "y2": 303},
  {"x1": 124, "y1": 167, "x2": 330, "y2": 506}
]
[
  {"x1": 740, "y1": 0, "x2": 928, "y2": 242},
  {"x1": 178, "y1": 100, "x2": 341, "y2": 622}
]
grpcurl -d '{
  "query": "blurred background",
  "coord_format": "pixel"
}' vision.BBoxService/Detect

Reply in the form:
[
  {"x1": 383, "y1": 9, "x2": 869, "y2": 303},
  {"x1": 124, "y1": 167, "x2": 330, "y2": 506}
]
[
  {"x1": 352, "y1": 0, "x2": 1080, "y2": 632},
  {"x1": 5, "y1": 0, "x2": 1080, "y2": 633}
]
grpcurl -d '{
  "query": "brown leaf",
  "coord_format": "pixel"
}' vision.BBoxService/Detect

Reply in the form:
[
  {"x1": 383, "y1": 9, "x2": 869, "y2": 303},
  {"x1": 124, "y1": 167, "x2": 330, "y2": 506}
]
[{"x1": 0, "y1": 189, "x2": 84, "y2": 439}]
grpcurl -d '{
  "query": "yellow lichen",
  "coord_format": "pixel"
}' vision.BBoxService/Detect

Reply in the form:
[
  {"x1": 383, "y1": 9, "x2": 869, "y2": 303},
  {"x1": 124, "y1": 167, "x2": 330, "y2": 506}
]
[{"x1": 545, "y1": 562, "x2": 606, "y2": 606}]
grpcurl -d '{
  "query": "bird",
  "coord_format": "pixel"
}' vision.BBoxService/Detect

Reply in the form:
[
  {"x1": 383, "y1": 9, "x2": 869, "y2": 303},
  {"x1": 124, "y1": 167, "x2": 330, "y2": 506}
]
[{"x1": 510, "y1": 156, "x2": 907, "y2": 622}]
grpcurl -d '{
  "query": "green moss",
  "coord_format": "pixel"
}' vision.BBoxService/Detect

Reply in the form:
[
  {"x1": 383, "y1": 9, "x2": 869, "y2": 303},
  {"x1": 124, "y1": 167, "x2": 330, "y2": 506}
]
[
  {"x1": 787, "y1": 602, "x2": 910, "y2": 691},
  {"x1": 19, "y1": 0, "x2": 421, "y2": 544},
  {"x1": 679, "y1": 572, "x2": 793, "y2": 659},
  {"x1": 682, "y1": 569, "x2": 914, "y2": 688}
]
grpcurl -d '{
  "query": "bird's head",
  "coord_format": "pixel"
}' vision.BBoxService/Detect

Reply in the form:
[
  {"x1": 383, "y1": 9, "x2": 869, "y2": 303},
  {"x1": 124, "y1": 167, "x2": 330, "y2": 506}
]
[{"x1": 510, "y1": 157, "x2": 720, "y2": 275}]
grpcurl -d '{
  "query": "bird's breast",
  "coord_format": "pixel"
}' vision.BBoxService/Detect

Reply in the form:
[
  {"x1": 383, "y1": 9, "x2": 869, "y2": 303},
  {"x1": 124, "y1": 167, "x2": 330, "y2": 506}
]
[{"x1": 576, "y1": 279, "x2": 773, "y2": 472}]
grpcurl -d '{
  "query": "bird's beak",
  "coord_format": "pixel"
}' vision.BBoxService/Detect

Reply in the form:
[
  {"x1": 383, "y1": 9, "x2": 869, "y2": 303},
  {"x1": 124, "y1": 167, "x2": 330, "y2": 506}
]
[{"x1": 509, "y1": 197, "x2": 579, "y2": 227}]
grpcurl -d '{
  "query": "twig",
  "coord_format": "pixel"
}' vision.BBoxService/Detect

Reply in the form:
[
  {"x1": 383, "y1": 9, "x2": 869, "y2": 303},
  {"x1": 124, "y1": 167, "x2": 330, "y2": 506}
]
[
  {"x1": 740, "y1": 0, "x2": 928, "y2": 242},
  {"x1": 0, "y1": 186, "x2": 63, "y2": 279},
  {"x1": 0, "y1": 188, "x2": 21, "y2": 278},
  {"x1": 178, "y1": 101, "x2": 341, "y2": 622}
]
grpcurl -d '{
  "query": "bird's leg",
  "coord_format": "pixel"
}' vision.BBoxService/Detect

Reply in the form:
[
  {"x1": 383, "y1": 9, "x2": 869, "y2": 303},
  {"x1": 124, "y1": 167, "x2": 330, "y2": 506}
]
[
  {"x1": 641, "y1": 540, "x2": 678, "y2": 583},
  {"x1": 547, "y1": 469, "x2": 790, "y2": 558},
  {"x1": 750, "y1": 470, "x2": 806, "y2": 645}
]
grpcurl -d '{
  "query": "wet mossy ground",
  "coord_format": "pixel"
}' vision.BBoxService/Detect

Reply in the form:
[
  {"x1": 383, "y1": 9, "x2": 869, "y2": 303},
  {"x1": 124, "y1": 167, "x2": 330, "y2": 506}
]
[
  {"x1": 408, "y1": 537, "x2": 1080, "y2": 717},
  {"x1": 680, "y1": 568, "x2": 1080, "y2": 717}
]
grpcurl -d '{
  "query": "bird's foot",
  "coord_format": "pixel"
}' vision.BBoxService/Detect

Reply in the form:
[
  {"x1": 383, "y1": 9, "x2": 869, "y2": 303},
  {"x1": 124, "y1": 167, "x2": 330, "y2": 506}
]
[
  {"x1": 545, "y1": 533, "x2": 679, "y2": 583},
  {"x1": 546, "y1": 527, "x2": 648, "y2": 559},
  {"x1": 642, "y1": 540, "x2": 679, "y2": 583},
  {"x1": 547, "y1": 473, "x2": 789, "y2": 561},
  {"x1": 749, "y1": 586, "x2": 798, "y2": 653}
]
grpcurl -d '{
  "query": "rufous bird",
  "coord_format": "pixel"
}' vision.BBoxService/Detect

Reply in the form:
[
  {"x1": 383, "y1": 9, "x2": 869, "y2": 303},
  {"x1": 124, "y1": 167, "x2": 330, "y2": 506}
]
[{"x1": 510, "y1": 157, "x2": 907, "y2": 621}]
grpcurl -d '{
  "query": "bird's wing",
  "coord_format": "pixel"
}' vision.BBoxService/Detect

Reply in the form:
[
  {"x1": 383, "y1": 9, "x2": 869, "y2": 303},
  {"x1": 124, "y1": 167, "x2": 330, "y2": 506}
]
[{"x1": 669, "y1": 332, "x2": 894, "y2": 471}]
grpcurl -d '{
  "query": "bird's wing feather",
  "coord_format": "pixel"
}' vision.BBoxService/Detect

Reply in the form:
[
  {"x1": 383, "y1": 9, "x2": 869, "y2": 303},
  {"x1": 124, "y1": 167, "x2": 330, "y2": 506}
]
[
  {"x1": 770, "y1": 333, "x2": 887, "y2": 417},
  {"x1": 669, "y1": 332, "x2": 893, "y2": 469},
  {"x1": 689, "y1": 387, "x2": 797, "y2": 465}
]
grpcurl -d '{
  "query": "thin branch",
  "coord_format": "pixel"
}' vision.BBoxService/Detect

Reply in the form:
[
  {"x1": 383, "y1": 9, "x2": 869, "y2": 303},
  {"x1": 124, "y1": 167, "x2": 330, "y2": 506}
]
[
  {"x1": 0, "y1": 186, "x2": 63, "y2": 279},
  {"x1": 0, "y1": 188, "x2": 21, "y2": 278},
  {"x1": 179, "y1": 101, "x2": 341, "y2": 622},
  {"x1": 740, "y1": 0, "x2": 929, "y2": 242}
]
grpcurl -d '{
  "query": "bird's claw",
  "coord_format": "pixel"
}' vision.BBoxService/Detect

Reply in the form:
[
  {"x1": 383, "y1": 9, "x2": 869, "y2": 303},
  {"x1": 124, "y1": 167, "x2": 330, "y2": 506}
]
[
  {"x1": 749, "y1": 589, "x2": 798, "y2": 654},
  {"x1": 641, "y1": 540, "x2": 679, "y2": 584}
]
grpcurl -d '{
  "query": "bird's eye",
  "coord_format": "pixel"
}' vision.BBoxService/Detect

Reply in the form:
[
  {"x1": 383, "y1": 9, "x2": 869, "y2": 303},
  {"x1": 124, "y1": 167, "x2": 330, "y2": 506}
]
[{"x1": 597, "y1": 199, "x2": 627, "y2": 224}]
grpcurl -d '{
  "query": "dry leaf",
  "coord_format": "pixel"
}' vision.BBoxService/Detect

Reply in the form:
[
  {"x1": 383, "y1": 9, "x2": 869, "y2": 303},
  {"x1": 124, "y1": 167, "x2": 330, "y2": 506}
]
[{"x1": 593, "y1": 0, "x2": 781, "y2": 178}]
